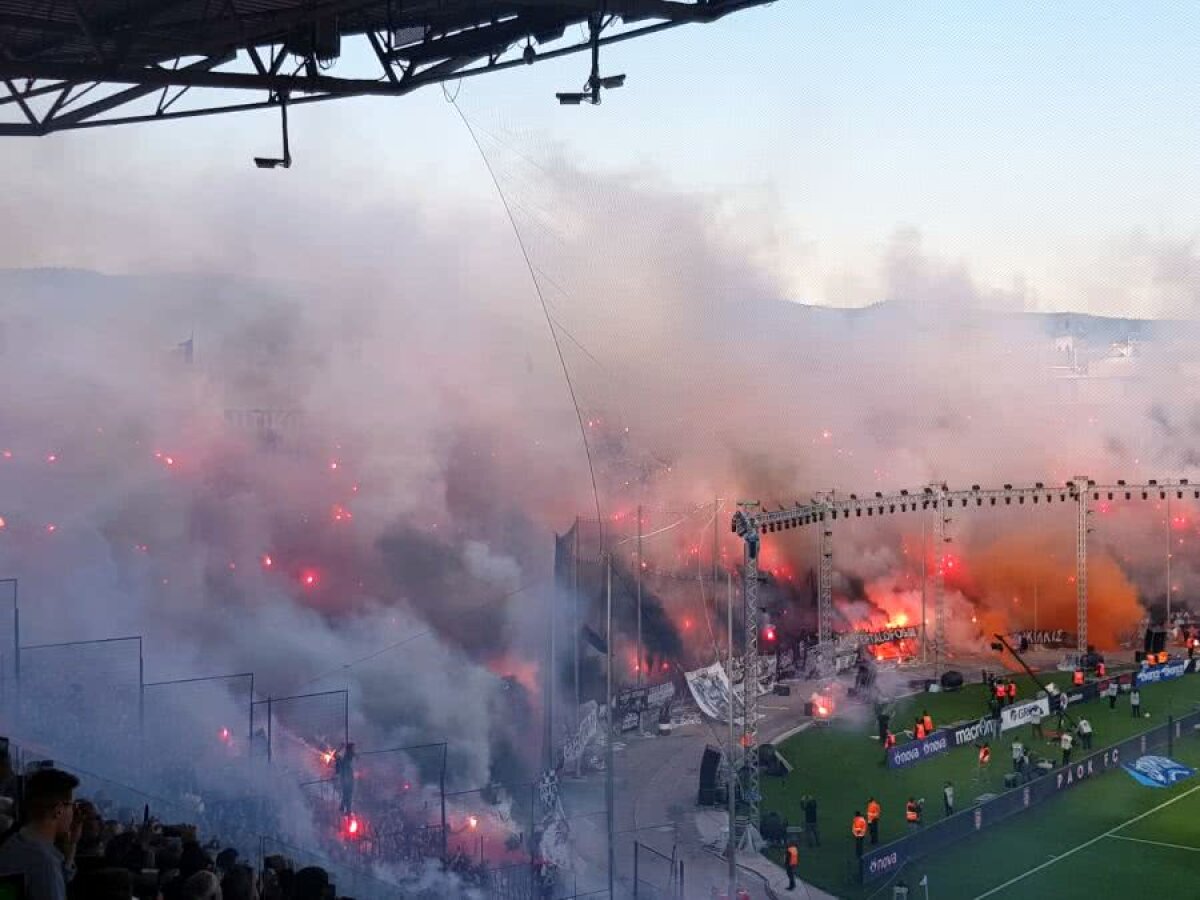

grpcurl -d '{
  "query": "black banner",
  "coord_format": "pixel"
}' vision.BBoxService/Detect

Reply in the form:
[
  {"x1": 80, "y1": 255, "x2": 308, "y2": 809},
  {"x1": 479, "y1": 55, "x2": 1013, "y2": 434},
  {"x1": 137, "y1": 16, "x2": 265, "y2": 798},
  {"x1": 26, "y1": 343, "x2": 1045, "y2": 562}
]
[
  {"x1": 615, "y1": 681, "x2": 675, "y2": 715},
  {"x1": 1008, "y1": 629, "x2": 1073, "y2": 648},
  {"x1": 837, "y1": 626, "x2": 920, "y2": 650}
]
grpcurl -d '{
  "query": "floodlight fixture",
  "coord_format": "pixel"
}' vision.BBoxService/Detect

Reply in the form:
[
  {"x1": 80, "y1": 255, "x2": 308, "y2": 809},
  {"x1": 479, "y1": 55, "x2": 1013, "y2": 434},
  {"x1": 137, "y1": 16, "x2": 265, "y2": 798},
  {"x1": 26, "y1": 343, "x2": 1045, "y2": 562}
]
[{"x1": 253, "y1": 92, "x2": 292, "y2": 169}]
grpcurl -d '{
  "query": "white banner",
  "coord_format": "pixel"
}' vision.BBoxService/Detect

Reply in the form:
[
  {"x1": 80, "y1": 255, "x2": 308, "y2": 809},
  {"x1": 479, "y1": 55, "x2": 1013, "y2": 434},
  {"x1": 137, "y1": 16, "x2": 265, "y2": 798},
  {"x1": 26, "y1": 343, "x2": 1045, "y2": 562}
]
[
  {"x1": 1000, "y1": 696, "x2": 1051, "y2": 733},
  {"x1": 562, "y1": 701, "x2": 598, "y2": 768},
  {"x1": 685, "y1": 662, "x2": 744, "y2": 723}
]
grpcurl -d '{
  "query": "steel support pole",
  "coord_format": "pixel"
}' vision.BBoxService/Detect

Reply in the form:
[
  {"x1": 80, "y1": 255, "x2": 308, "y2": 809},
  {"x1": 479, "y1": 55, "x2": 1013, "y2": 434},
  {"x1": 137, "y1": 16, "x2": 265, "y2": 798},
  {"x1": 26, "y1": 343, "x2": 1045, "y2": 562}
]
[
  {"x1": 440, "y1": 743, "x2": 448, "y2": 864},
  {"x1": 726, "y1": 570, "x2": 736, "y2": 898},
  {"x1": 636, "y1": 504, "x2": 643, "y2": 690},
  {"x1": 574, "y1": 518, "x2": 581, "y2": 727},
  {"x1": 1074, "y1": 476, "x2": 1090, "y2": 652},
  {"x1": 1166, "y1": 485, "x2": 1172, "y2": 628},
  {"x1": 606, "y1": 556, "x2": 616, "y2": 899},
  {"x1": 920, "y1": 516, "x2": 927, "y2": 665},
  {"x1": 818, "y1": 506, "x2": 834, "y2": 651},
  {"x1": 741, "y1": 516, "x2": 761, "y2": 828},
  {"x1": 931, "y1": 486, "x2": 949, "y2": 674}
]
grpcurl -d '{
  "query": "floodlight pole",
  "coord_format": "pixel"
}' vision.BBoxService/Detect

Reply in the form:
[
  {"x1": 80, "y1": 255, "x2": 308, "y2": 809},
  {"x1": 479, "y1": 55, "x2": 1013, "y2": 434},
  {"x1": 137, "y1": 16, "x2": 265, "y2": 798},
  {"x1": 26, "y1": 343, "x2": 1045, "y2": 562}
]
[
  {"x1": 726, "y1": 569, "x2": 736, "y2": 898},
  {"x1": 1073, "y1": 476, "x2": 1090, "y2": 653},
  {"x1": 605, "y1": 555, "x2": 616, "y2": 899},
  {"x1": 1166, "y1": 484, "x2": 1172, "y2": 629}
]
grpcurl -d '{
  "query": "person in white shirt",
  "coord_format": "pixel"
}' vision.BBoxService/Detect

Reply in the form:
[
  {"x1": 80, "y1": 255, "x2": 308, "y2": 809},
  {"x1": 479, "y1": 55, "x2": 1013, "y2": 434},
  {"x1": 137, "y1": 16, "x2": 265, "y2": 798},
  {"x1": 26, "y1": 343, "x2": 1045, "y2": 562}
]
[
  {"x1": 1131, "y1": 689, "x2": 1142, "y2": 718},
  {"x1": 1011, "y1": 739, "x2": 1024, "y2": 772},
  {"x1": 1107, "y1": 682, "x2": 1119, "y2": 710},
  {"x1": 1030, "y1": 707, "x2": 1044, "y2": 740},
  {"x1": 1060, "y1": 730, "x2": 1074, "y2": 766},
  {"x1": 1077, "y1": 719, "x2": 1093, "y2": 750}
]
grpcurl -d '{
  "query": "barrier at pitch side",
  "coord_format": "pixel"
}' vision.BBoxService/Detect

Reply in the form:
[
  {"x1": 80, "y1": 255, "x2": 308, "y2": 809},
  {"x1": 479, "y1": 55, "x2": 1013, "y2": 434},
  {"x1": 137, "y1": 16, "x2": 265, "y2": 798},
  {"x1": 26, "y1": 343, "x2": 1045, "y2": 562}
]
[{"x1": 861, "y1": 709, "x2": 1200, "y2": 883}]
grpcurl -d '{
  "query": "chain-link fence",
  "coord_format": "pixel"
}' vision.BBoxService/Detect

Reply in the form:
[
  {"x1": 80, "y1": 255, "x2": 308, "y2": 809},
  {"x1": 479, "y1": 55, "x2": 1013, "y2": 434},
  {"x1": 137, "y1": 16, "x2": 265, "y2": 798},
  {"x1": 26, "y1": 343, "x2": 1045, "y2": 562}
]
[
  {"x1": 18, "y1": 636, "x2": 143, "y2": 780},
  {"x1": 252, "y1": 689, "x2": 348, "y2": 777},
  {"x1": 143, "y1": 673, "x2": 254, "y2": 765}
]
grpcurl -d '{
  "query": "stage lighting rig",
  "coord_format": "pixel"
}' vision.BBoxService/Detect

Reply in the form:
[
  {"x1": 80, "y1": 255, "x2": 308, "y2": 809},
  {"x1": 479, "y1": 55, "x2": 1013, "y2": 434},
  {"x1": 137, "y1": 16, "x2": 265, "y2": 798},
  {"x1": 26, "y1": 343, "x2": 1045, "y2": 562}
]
[{"x1": 557, "y1": 15, "x2": 626, "y2": 106}]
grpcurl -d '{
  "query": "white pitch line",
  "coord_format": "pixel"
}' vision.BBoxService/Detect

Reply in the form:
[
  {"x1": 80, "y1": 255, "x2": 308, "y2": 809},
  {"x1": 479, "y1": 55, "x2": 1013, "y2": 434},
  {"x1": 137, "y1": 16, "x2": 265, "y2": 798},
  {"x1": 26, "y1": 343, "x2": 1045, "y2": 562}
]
[
  {"x1": 1108, "y1": 834, "x2": 1200, "y2": 854},
  {"x1": 972, "y1": 781, "x2": 1200, "y2": 899}
]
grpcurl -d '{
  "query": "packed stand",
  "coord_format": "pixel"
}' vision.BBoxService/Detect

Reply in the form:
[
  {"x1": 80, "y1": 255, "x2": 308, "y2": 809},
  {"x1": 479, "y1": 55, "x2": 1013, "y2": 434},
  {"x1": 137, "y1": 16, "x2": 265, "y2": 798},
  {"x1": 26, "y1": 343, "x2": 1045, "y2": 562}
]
[{"x1": 0, "y1": 745, "x2": 359, "y2": 900}]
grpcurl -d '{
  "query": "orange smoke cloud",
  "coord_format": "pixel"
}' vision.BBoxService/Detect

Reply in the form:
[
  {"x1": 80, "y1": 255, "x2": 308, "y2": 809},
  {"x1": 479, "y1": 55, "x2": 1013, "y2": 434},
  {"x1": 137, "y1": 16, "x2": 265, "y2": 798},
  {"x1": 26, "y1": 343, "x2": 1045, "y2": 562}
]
[{"x1": 967, "y1": 531, "x2": 1142, "y2": 650}]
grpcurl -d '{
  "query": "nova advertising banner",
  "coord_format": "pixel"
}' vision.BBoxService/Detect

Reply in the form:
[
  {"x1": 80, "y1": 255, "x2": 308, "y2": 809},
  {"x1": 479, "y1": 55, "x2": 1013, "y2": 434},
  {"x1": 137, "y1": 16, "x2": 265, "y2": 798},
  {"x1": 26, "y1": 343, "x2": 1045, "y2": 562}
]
[
  {"x1": 887, "y1": 730, "x2": 951, "y2": 769},
  {"x1": 1136, "y1": 659, "x2": 1189, "y2": 686},
  {"x1": 1123, "y1": 755, "x2": 1197, "y2": 788},
  {"x1": 1001, "y1": 696, "x2": 1051, "y2": 733}
]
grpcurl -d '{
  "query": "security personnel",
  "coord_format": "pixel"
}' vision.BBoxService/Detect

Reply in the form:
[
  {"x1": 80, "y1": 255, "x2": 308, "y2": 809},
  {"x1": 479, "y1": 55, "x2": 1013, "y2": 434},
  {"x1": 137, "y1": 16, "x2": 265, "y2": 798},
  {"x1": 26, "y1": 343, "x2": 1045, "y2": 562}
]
[
  {"x1": 1011, "y1": 739, "x2": 1024, "y2": 772},
  {"x1": 914, "y1": 719, "x2": 927, "y2": 741},
  {"x1": 1131, "y1": 687, "x2": 1142, "y2": 718},
  {"x1": 994, "y1": 680, "x2": 1007, "y2": 705},
  {"x1": 905, "y1": 797, "x2": 921, "y2": 829},
  {"x1": 1096, "y1": 660, "x2": 1107, "y2": 678},
  {"x1": 922, "y1": 711, "x2": 934, "y2": 735},
  {"x1": 1061, "y1": 729, "x2": 1074, "y2": 766},
  {"x1": 978, "y1": 742, "x2": 991, "y2": 768},
  {"x1": 1159, "y1": 650, "x2": 1169, "y2": 665},
  {"x1": 866, "y1": 797, "x2": 881, "y2": 845},
  {"x1": 942, "y1": 781, "x2": 954, "y2": 816},
  {"x1": 1107, "y1": 680, "x2": 1119, "y2": 710},
  {"x1": 882, "y1": 730, "x2": 896, "y2": 764},
  {"x1": 1073, "y1": 668, "x2": 1085, "y2": 687},
  {"x1": 1006, "y1": 680, "x2": 1017, "y2": 706},
  {"x1": 852, "y1": 811, "x2": 868, "y2": 857},
  {"x1": 785, "y1": 841, "x2": 799, "y2": 890}
]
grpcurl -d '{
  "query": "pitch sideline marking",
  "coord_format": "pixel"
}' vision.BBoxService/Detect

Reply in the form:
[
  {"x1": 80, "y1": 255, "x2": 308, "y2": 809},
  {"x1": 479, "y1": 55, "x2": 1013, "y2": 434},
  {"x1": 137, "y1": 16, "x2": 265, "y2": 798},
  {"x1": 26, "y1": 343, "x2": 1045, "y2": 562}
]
[
  {"x1": 1107, "y1": 834, "x2": 1200, "y2": 853},
  {"x1": 972, "y1": 781, "x2": 1200, "y2": 899}
]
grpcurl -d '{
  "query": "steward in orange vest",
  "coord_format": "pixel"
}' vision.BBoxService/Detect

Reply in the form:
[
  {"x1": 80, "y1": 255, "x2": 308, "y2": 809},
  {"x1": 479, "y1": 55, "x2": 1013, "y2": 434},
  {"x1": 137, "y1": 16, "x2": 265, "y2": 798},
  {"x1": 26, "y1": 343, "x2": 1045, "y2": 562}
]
[
  {"x1": 785, "y1": 842, "x2": 799, "y2": 890},
  {"x1": 914, "y1": 721, "x2": 927, "y2": 740},
  {"x1": 1096, "y1": 661, "x2": 1106, "y2": 678},
  {"x1": 852, "y1": 812, "x2": 868, "y2": 856},
  {"x1": 1073, "y1": 669, "x2": 1085, "y2": 686},
  {"x1": 1006, "y1": 681, "x2": 1017, "y2": 704},
  {"x1": 866, "y1": 798, "x2": 881, "y2": 845},
  {"x1": 978, "y1": 743, "x2": 991, "y2": 766},
  {"x1": 922, "y1": 712, "x2": 934, "y2": 734}
]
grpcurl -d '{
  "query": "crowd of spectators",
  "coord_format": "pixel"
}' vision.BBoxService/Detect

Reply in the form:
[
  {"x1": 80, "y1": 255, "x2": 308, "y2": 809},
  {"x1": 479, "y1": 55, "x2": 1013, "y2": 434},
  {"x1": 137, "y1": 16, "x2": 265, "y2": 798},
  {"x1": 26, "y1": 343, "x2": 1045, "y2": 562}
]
[{"x1": 0, "y1": 745, "x2": 358, "y2": 900}]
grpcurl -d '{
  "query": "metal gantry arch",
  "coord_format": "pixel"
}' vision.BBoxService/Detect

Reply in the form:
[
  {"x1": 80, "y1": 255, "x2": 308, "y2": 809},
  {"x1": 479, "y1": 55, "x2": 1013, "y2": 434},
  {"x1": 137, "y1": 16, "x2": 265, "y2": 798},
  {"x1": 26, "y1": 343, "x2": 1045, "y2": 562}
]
[{"x1": 731, "y1": 475, "x2": 1194, "y2": 824}]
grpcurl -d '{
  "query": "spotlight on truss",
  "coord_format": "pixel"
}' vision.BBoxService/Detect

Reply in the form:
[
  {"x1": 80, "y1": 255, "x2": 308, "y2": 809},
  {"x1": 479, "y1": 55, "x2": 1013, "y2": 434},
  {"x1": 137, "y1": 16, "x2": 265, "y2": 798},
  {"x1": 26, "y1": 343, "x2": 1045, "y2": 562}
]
[{"x1": 253, "y1": 93, "x2": 292, "y2": 169}]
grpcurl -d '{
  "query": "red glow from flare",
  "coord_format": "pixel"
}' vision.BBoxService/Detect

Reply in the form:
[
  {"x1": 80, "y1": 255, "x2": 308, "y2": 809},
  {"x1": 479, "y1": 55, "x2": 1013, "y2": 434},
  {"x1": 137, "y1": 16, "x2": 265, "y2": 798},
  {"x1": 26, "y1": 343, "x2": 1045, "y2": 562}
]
[
  {"x1": 468, "y1": 815, "x2": 479, "y2": 830},
  {"x1": 1, "y1": 450, "x2": 11, "y2": 459},
  {"x1": 321, "y1": 750, "x2": 335, "y2": 765},
  {"x1": 0, "y1": 517, "x2": 5, "y2": 530},
  {"x1": 45, "y1": 524, "x2": 56, "y2": 534},
  {"x1": 332, "y1": 505, "x2": 353, "y2": 522},
  {"x1": 302, "y1": 570, "x2": 319, "y2": 588},
  {"x1": 262, "y1": 555, "x2": 273, "y2": 568},
  {"x1": 342, "y1": 814, "x2": 363, "y2": 839},
  {"x1": 329, "y1": 460, "x2": 339, "y2": 471},
  {"x1": 1172, "y1": 515, "x2": 1188, "y2": 531},
  {"x1": 219, "y1": 727, "x2": 231, "y2": 742},
  {"x1": 46, "y1": 454, "x2": 57, "y2": 463}
]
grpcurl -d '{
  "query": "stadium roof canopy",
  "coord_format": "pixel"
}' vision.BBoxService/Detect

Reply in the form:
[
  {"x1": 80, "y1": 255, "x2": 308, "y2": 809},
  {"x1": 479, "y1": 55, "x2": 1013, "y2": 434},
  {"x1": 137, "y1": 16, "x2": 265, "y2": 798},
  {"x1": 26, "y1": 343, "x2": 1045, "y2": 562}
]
[{"x1": 0, "y1": 0, "x2": 768, "y2": 135}]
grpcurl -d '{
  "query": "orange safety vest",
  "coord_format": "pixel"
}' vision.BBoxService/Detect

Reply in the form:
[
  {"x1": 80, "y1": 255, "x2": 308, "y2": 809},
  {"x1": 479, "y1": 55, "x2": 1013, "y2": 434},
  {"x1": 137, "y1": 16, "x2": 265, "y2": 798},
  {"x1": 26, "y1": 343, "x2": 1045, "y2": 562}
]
[
  {"x1": 852, "y1": 816, "x2": 867, "y2": 838},
  {"x1": 1073, "y1": 670, "x2": 1084, "y2": 686},
  {"x1": 1097, "y1": 662, "x2": 1106, "y2": 677},
  {"x1": 1158, "y1": 651, "x2": 1169, "y2": 664},
  {"x1": 786, "y1": 846, "x2": 799, "y2": 867},
  {"x1": 905, "y1": 802, "x2": 918, "y2": 823},
  {"x1": 922, "y1": 715, "x2": 934, "y2": 734},
  {"x1": 994, "y1": 683, "x2": 1006, "y2": 699},
  {"x1": 979, "y1": 746, "x2": 991, "y2": 765},
  {"x1": 867, "y1": 801, "x2": 881, "y2": 823},
  {"x1": 884, "y1": 732, "x2": 896, "y2": 749},
  {"x1": 915, "y1": 722, "x2": 927, "y2": 740},
  {"x1": 1006, "y1": 682, "x2": 1016, "y2": 699}
]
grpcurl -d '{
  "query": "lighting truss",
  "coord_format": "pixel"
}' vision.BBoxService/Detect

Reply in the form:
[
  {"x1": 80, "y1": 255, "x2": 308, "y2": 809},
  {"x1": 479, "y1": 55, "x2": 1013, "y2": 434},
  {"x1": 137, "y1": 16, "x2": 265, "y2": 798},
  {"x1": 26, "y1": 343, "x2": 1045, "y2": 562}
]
[{"x1": 0, "y1": 0, "x2": 770, "y2": 136}]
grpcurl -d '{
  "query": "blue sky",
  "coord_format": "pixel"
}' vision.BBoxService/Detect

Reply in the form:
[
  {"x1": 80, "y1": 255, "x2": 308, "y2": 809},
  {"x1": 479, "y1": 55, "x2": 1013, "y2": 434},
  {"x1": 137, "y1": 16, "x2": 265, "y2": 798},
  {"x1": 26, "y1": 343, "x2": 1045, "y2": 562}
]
[{"x1": 2, "y1": 1, "x2": 1197, "y2": 316}]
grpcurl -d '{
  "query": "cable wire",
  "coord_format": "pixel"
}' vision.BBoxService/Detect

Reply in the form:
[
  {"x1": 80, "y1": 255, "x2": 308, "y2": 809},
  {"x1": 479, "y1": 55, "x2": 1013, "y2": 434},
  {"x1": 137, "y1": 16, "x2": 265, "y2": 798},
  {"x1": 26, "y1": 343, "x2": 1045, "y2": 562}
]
[{"x1": 449, "y1": 99, "x2": 604, "y2": 541}]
